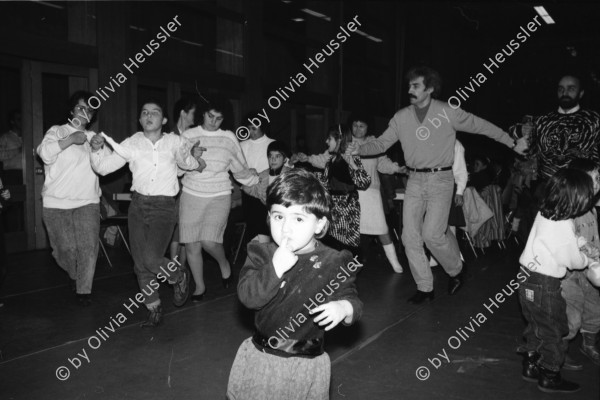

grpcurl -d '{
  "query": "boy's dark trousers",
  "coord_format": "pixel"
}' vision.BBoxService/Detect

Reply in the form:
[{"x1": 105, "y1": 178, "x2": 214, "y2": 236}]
[{"x1": 518, "y1": 270, "x2": 569, "y2": 371}]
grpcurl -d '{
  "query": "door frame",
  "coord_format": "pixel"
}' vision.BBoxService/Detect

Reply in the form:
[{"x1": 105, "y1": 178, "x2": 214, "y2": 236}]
[{"x1": 22, "y1": 60, "x2": 97, "y2": 250}]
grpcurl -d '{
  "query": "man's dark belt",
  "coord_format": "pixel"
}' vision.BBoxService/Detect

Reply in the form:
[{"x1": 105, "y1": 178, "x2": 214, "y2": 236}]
[
  {"x1": 251, "y1": 332, "x2": 324, "y2": 358},
  {"x1": 406, "y1": 166, "x2": 452, "y2": 173}
]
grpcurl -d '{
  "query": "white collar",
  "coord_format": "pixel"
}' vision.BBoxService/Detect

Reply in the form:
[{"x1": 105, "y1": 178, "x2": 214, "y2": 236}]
[{"x1": 558, "y1": 105, "x2": 580, "y2": 114}]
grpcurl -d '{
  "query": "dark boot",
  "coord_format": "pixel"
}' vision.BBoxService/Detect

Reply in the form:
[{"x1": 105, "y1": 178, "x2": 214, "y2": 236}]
[
  {"x1": 563, "y1": 340, "x2": 583, "y2": 371},
  {"x1": 141, "y1": 306, "x2": 163, "y2": 328},
  {"x1": 537, "y1": 366, "x2": 580, "y2": 393},
  {"x1": 580, "y1": 332, "x2": 600, "y2": 366},
  {"x1": 521, "y1": 351, "x2": 540, "y2": 382}
]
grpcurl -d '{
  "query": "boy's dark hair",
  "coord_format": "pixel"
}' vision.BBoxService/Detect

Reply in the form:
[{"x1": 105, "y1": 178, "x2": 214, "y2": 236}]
[
  {"x1": 569, "y1": 158, "x2": 598, "y2": 174},
  {"x1": 173, "y1": 97, "x2": 197, "y2": 125},
  {"x1": 540, "y1": 168, "x2": 594, "y2": 221},
  {"x1": 68, "y1": 90, "x2": 97, "y2": 127},
  {"x1": 139, "y1": 99, "x2": 168, "y2": 120},
  {"x1": 266, "y1": 169, "x2": 331, "y2": 238},
  {"x1": 406, "y1": 66, "x2": 443, "y2": 98},
  {"x1": 267, "y1": 140, "x2": 289, "y2": 160},
  {"x1": 243, "y1": 110, "x2": 270, "y2": 135}
]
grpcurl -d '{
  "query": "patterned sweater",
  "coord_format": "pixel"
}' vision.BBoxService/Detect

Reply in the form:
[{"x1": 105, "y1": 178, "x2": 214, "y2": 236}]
[
  {"x1": 530, "y1": 109, "x2": 600, "y2": 180},
  {"x1": 181, "y1": 126, "x2": 258, "y2": 197}
]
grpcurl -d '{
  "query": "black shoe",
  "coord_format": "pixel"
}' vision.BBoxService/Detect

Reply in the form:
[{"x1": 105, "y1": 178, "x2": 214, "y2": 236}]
[
  {"x1": 222, "y1": 275, "x2": 233, "y2": 289},
  {"x1": 521, "y1": 351, "x2": 540, "y2": 382},
  {"x1": 407, "y1": 290, "x2": 434, "y2": 304},
  {"x1": 538, "y1": 366, "x2": 580, "y2": 393},
  {"x1": 448, "y1": 273, "x2": 463, "y2": 295},
  {"x1": 141, "y1": 306, "x2": 163, "y2": 328},
  {"x1": 76, "y1": 294, "x2": 92, "y2": 307},
  {"x1": 173, "y1": 269, "x2": 190, "y2": 307},
  {"x1": 192, "y1": 290, "x2": 206, "y2": 302}
]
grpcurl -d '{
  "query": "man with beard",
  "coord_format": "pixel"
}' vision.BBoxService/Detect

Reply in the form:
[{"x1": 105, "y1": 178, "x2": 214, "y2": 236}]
[
  {"x1": 348, "y1": 66, "x2": 527, "y2": 304},
  {"x1": 522, "y1": 74, "x2": 600, "y2": 182}
]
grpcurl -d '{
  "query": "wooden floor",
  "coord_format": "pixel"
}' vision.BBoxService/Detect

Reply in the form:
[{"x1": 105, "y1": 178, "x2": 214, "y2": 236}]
[{"x1": 0, "y1": 238, "x2": 598, "y2": 400}]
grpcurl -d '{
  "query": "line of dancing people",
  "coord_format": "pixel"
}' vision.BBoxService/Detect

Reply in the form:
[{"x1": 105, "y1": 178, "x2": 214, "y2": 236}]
[{"x1": 34, "y1": 66, "x2": 600, "y2": 397}]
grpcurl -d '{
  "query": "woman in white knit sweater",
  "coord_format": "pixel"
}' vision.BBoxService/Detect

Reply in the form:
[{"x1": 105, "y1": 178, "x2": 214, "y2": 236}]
[
  {"x1": 37, "y1": 91, "x2": 101, "y2": 306},
  {"x1": 180, "y1": 99, "x2": 258, "y2": 299}
]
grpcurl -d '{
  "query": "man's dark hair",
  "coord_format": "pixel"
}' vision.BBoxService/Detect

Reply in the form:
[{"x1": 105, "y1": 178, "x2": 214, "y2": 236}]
[
  {"x1": 173, "y1": 97, "x2": 198, "y2": 125},
  {"x1": 67, "y1": 90, "x2": 97, "y2": 127},
  {"x1": 266, "y1": 169, "x2": 331, "y2": 238},
  {"x1": 406, "y1": 66, "x2": 443, "y2": 98},
  {"x1": 540, "y1": 168, "x2": 594, "y2": 220},
  {"x1": 267, "y1": 140, "x2": 289, "y2": 160}
]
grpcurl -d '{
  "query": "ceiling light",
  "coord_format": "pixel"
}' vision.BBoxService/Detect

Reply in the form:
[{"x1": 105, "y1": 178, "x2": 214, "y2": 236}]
[
  {"x1": 355, "y1": 29, "x2": 383, "y2": 43},
  {"x1": 300, "y1": 8, "x2": 331, "y2": 22},
  {"x1": 292, "y1": 17, "x2": 305, "y2": 22},
  {"x1": 534, "y1": 6, "x2": 555, "y2": 24}
]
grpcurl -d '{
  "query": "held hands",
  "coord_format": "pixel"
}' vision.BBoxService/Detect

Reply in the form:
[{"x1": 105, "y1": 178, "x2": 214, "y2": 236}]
[
  {"x1": 310, "y1": 300, "x2": 353, "y2": 331},
  {"x1": 69, "y1": 131, "x2": 88, "y2": 146},
  {"x1": 0, "y1": 188, "x2": 10, "y2": 201},
  {"x1": 454, "y1": 194, "x2": 464, "y2": 207},
  {"x1": 272, "y1": 237, "x2": 298, "y2": 278},
  {"x1": 90, "y1": 133, "x2": 105, "y2": 151},
  {"x1": 191, "y1": 141, "x2": 207, "y2": 159},
  {"x1": 513, "y1": 136, "x2": 528, "y2": 156},
  {"x1": 346, "y1": 141, "x2": 359, "y2": 156}
]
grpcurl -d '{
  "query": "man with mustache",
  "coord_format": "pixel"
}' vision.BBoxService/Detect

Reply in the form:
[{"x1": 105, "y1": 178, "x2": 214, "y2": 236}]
[
  {"x1": 347, "y1": 66, "x2": 527, "y2": 304},
  {"x1": 522, "y1": 75, "x2": 600, "y2": 182},
  {"x1": 517, "y1": 75, "x2": 600, "y2": 372}
]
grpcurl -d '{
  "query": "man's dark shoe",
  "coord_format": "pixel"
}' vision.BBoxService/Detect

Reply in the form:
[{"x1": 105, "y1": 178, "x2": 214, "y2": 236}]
[
  {"x1": 407, "y1": 290, "x2": 434, "y2": 304},
  {"x1": 521, "y1": 351, "x2": 540, "y2": 382},
  {"x1": 448, "y1": 273, "x2": 463, "y2": 295},
  {"x1": 76, "y1": 294, "x2": 92, "y2": 307},
  {"x1": 537, "y1": 366, "x2": 580, "y2": 393},
  {"x1": 173, "y1": 269, "x2": 190, "y2": 307},
  {"x1": 580, "y1": 332, "x2": 600, "y2": 366},
  {"x1": 141, "y1": 306, "x2": 163, "y2": 328}
]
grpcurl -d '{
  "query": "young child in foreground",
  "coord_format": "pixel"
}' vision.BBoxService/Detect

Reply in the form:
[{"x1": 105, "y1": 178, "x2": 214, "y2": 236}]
[
  {"x1": 227, "y1": 169, "x2": 363, "y2": 400},
  {"x1": 518, "y1": 168, "x2": 594, "y2": 393}
]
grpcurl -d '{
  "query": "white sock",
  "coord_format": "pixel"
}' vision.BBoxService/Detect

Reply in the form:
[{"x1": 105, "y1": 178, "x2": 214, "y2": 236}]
[
  {"x1": 429, "y1": 257, "x2": 439, "y2": 267},
  {"x1": 383, "y1": 243, "x2": 403, "y2": 273}
]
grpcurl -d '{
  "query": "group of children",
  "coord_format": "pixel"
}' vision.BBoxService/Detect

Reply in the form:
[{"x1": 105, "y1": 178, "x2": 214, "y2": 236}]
[{"x1": 518, "y1": 159, "x2": 600, "y2": 393}]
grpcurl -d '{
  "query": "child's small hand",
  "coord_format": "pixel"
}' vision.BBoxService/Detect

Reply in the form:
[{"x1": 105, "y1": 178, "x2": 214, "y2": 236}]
[
  {"x1": 577, "y1": 236, "x2": 588, "y2": 248},
  {"x1": 310, "y1": 300, "x2": 353, "y2": 331},
  {"x1": 272, "y1": 237, "x2": 298, "y2": 278},
  {"x1": 587, "y1": 262, "x2": 600, "y2": 287}
]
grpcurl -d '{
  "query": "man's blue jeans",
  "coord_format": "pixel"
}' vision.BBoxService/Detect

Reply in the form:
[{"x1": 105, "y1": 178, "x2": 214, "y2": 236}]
[
  {"x1": 129, "y1": 193, "x2": 182, "y2": 307},
  {"x1": 402, "y1": 170, "x2": 462, "y2": 292},
  {"x1": 43, "y1": 203, "x2": 100, "y2": 294}
]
